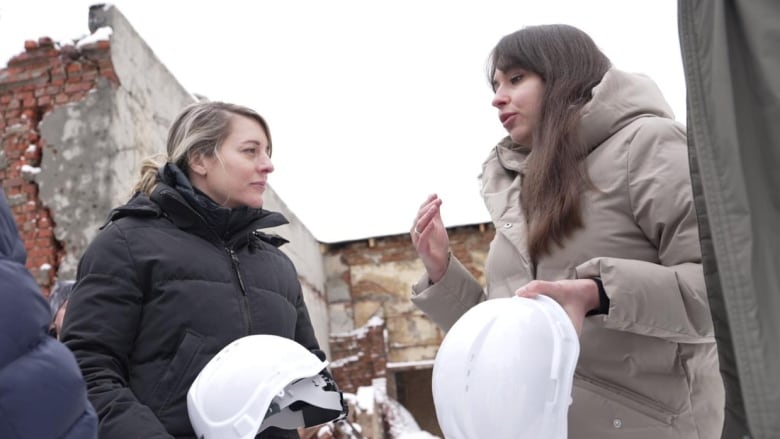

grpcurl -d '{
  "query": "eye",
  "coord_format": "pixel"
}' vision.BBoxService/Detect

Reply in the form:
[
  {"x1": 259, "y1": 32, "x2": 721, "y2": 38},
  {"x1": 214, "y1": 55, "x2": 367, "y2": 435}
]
[
  {"x1": 510, "y1": 74, "x2": 524, "y2": 84},
  {"x1": 242, "y1": 147, "x2": 258, "y2": 155}
]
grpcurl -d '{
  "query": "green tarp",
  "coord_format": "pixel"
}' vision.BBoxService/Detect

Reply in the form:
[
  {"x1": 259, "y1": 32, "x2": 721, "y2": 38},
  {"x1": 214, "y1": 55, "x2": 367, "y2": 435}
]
[{"x1": 678, "y1": 1, "x2": 780, "y2": 438}]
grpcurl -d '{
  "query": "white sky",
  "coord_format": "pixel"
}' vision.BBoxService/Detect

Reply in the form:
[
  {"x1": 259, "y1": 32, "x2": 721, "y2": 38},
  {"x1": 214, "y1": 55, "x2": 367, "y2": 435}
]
[{"x1": 0, "y1": 0, "x2": 685, "y2": 243}]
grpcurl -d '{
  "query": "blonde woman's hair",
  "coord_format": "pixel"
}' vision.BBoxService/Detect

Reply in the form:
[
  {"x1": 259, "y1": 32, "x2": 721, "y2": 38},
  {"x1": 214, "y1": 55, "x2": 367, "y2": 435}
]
[{"x1": 131, "y1": 101, "x2": 272, "y2": 197}]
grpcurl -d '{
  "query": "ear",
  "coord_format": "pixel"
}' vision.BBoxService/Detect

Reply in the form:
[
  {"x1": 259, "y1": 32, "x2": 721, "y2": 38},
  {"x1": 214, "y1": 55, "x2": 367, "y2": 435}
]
[{"x1": 188, "y1": 152, "x2": 208, "y2": 177}]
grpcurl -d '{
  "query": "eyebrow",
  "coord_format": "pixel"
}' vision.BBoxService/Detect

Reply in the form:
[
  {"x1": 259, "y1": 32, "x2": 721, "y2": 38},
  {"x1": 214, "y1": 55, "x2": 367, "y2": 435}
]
[{"x1": 239, "y1": 140, "x2": 265, "y2": 147}]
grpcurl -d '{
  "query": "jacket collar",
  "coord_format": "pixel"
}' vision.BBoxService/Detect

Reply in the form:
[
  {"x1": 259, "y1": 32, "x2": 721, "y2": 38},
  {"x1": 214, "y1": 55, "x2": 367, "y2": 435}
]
[
  {"x1": 494, "y1": 136, "x2": 529, "y2": 175},
  {"x1": 105, "y1": 163, "x2": 288, "y2": 246}
]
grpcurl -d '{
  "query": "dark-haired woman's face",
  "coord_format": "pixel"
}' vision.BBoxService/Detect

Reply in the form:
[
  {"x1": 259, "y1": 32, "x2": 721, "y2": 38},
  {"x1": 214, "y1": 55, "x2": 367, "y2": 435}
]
[{"x1": 491, "y1": 68, "x2": 544, "y2": 146}]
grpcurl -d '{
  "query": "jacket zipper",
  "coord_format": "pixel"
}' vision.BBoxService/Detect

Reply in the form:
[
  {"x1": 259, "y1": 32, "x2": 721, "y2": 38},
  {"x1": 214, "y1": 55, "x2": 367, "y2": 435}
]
[{"x1": 227, "y1": 247, "x2": 252, "y2": 334}]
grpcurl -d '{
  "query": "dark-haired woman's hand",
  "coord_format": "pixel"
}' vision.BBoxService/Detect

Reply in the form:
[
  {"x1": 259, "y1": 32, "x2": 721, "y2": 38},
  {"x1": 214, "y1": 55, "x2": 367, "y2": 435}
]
[
  {"x1": 411, "y1": 194, "x2": 450, "y2": 283},
  {"x1": 515, "y1": 279, "x2": 600, "y2": 337}
]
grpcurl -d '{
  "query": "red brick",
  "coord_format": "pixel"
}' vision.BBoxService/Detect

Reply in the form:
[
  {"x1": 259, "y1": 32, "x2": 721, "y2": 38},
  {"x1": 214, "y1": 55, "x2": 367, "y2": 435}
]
[
  {"x1": 64, "y1": 82, "x2": 83, "y2": 93},
  {"x1": 6, "y1": 52, "x2": 29, "y2": 66},
  {"x1": 38, "y1": 37, "x2": 55, "y2": 48},
  {"x1": 24, "y1": 40, "x2": 38, "y2": 51},
  {"x1": 66, "y1": 62, "x2": 82, "y2": 74},
  {"x1": 82, "y1": 70, "x2": 99, "y2": 80}
]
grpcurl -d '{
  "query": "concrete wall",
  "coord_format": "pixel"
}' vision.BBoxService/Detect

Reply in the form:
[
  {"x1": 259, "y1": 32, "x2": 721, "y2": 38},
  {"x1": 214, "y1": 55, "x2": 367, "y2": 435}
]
[
  {"x1": 262, "y1": 187, "x2": 331, "y2": 355},
  {"x1": 37, "y1": 4, "x2": 196, "y2": 278}
]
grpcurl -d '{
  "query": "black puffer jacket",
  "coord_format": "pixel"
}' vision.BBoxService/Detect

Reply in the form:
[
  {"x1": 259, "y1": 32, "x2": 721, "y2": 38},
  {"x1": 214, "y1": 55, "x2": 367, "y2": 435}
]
[{"x1": 62, "y1": 164, "x2": 319, "y2": 439}]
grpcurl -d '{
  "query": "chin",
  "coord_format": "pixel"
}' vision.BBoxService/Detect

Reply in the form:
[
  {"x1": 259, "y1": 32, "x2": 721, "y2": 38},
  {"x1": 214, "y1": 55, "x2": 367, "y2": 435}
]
[
  {"x1": 247, "y1": 198, "x2": 265, "y2": 209},
  {"x1": 509, "y1": 134, "x2": 531, "y2": 146}
]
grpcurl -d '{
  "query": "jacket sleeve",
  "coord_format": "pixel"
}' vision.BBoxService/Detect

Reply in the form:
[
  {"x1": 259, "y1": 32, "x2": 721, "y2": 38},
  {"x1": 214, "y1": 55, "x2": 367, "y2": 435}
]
[
  {"x1": 575, "y1": 119, "x2": 715, "y2": 343},
  {"x1": 292, "y1": 273, "x2": 322, "y2": 355},
  {"x1": 61, "y1": 222, "x2": 174, "y2": 439},
  {"x1": 410, "y1": 255, "x2": 485, "y2": 332}
]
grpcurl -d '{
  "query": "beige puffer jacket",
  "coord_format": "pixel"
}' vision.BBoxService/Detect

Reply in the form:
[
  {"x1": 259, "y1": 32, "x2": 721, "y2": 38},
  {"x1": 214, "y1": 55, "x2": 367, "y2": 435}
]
[{"x1": 412, "y1": 69, "x2": 724, "y2": 438}]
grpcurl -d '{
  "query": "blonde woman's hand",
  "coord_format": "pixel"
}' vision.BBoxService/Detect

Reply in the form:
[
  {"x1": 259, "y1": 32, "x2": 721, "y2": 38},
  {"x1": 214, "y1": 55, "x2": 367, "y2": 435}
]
[
  {"x1": 411, "y1": 194, "x2": 449, "y2": 283},
  {"x1": 515, "y1": 279, "x2": 600, "y2": 337}
]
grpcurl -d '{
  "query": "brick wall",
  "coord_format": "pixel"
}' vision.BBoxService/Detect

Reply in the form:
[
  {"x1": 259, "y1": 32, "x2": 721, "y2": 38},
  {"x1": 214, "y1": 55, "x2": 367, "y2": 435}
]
[
  {"x1": 324, "y1": 224, "x2": 494, "y2": 435},
  {"x1": 329, "y1": 319, "x2": 388, "y2": 394},
  {"x1": 325, "y1": 223, "x2": 495, "y2": 364},
  {"x1": 0, "y1": 36, "x2": 118, "y2": 295}
]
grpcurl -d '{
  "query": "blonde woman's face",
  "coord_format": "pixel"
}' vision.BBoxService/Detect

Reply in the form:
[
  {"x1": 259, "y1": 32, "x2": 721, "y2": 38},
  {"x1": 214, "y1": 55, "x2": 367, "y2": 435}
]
[
  {"x1": 491, "y1": 68, "x2": 544, "y2": 146},
  {"x1": 191, "y1": 115, "x2": 273, "y2": 208}
]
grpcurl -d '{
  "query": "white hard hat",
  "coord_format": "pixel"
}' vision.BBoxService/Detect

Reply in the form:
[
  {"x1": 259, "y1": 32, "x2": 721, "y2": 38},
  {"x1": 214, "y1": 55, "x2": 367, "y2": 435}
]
[
  {"x1": 432, "y1": 295, "x2": 580, "y2": 439},
  {"x1": 187, "y1": 334, "x2": 346, "y2": 439}
]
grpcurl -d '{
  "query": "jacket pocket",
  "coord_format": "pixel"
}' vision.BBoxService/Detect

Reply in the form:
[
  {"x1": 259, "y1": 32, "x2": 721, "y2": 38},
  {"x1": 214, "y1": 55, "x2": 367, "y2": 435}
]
[
  {"x1": 574, "y1": 373, "x2": 678, "y2": 425},
  {"x1": 147, "y1": 329, "x2": 205, "y2": 414}
]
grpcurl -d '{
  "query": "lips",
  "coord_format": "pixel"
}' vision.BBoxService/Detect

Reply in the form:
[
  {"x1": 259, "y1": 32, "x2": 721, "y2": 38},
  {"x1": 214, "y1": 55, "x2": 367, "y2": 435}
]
[{"x1": 500, "y1": 113, "x2": 517, "y2": 128}]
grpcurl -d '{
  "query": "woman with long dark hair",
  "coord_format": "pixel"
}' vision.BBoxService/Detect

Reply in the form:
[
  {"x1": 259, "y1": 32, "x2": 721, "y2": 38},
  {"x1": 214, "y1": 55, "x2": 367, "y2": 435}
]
[{"x1": 411, "y1": 24, "x2": 724, "y2": 438}]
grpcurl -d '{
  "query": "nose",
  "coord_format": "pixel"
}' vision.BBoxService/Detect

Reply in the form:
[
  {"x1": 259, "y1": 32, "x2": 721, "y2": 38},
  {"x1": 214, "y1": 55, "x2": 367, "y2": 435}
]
[
  {"x1": 257, "y1": 153, "x2": 274, "y2": 174},
  {"x1": 492, "y1": 88, "x2": 509, "y2": 108}
]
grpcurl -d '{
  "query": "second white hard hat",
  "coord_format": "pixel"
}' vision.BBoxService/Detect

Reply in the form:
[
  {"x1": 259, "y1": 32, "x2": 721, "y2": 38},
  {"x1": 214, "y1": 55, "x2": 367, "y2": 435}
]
[{"x1": 432, "y1": 295, "x2": 580, "y2": 439}]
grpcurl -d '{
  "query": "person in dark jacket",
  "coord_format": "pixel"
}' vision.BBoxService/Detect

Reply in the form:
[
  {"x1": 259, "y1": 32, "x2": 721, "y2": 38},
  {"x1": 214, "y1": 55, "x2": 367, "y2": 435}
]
[
  {"x1": 0, "y1": 189, "x2": 98, "y2": 439},
  {"x1": 61, "y1": 101, "x2": 324, "y2": 439},
  {"x1": 48, "y1": 279, "x2": 75, "y2": 339}
]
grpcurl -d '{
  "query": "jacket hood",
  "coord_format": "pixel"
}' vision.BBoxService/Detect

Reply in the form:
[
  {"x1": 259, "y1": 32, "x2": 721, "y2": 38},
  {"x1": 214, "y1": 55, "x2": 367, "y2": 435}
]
[
  {"x1": 579, "y1": 68, "x2": 675, "y2": 150},
  {"x1": 0, "y1": 191, "x2": 27, "y2": 265}
]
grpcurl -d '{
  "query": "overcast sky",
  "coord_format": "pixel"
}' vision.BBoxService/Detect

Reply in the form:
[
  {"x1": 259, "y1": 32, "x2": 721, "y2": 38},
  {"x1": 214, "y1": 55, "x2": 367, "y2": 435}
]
[{"x1": 0, "y1": 0, "x2": 685, "y2": 243}]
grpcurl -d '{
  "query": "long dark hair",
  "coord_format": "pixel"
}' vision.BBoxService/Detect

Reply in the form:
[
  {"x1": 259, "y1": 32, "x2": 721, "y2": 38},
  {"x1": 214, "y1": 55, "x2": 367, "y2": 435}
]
[{"x1": 487, "y1": 24, "x2": 611, "y2": 261}]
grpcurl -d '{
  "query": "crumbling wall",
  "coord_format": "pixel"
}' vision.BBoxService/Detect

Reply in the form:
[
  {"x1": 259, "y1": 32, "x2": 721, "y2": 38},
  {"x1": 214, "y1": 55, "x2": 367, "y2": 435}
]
[
  {"x1": 329, "y1": 317, "x2": 388, "y2": 394},
  {"x1": 324, "y1": 224, "x2": 494, "y2": 363},
  {"x1": 0, "y1": 33, "x2": 120, "y2": 293},
  {"x1": 1, "y1": 5, "x2": 331, "y2": 355}
]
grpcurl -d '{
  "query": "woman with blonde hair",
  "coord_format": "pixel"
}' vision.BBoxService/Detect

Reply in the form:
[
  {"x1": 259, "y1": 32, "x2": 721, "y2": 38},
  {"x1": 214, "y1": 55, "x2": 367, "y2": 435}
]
[{"x1": 62, "y1": 101, "x2": 325, "y2": 439}]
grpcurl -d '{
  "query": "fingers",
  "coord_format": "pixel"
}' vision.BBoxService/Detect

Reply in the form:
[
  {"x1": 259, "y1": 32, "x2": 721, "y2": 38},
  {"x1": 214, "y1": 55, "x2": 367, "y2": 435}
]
[
  {"x1": 411, "y1": 194, "x2": 442, "y2": 238},
  {"x1": 418, "y1": 193, "x2": 439, "y2": 210},
  {"x1": 515, "y1": 280, "x2": 555, "y2": 298}
]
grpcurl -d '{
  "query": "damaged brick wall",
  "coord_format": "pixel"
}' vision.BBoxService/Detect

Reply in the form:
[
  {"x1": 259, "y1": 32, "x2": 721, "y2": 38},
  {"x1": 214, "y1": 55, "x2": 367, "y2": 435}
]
[
  {"x1": 0, "y1": 36, "x2": 118, "y2": 295},
  {"x1": 324, "y1": 224, "x2": 494, "y2": 437},
  {"x1": 329, "y1": 319, "x2": 387, "y2": 394},
  {"x1": 325, "y1": 224, "x2": 495, "y2": 364}
]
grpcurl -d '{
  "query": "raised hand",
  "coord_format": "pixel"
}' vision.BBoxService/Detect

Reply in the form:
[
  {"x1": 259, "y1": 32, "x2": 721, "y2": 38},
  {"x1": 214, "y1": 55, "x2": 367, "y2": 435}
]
[{"x1": 411, "y1": 194, "x2": 450, "y2": 283}]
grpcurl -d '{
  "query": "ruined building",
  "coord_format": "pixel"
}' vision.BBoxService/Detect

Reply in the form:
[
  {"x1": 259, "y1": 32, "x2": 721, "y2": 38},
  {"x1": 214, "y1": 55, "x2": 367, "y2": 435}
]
[{"x1": 0, "y1": 5, "x2": 494, "y2": 438}]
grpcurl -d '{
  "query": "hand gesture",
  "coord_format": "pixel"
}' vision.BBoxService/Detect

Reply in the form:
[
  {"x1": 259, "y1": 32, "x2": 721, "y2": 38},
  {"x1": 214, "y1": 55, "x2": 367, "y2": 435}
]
[{"x1": 411, "y1": 194, "x2": 449, "y2": 283}]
